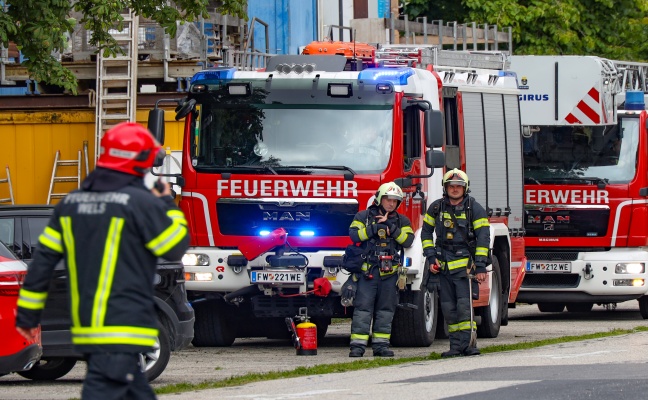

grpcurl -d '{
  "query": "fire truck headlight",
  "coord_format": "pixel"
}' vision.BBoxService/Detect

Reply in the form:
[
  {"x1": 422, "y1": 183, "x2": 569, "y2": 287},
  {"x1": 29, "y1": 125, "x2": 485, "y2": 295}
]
[
  {"x1": 183, "y1": 253, "x2": 210, "y2": 266},
  {"x1": 615, "y1": 263, "x2": 645, "y2": 274},
  {"x1": 185, "y1": 272, "x2": 213, "y2": 282},
  {"x1": 613, "y1": 279, "x2": 645, "y2": 287}
]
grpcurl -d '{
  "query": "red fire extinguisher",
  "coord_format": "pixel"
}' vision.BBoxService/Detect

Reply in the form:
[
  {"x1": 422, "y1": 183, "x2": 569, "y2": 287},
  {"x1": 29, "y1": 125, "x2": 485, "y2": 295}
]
[{"x1": 285, "y1": 307, "x2": 317, "y2": 356}]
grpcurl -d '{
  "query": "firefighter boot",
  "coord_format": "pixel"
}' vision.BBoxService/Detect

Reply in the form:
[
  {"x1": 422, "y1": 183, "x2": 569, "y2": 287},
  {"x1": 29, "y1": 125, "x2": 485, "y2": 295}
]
[
  {"x1": 441, "y1": 349, "x2": 462, "y2": 358},
  {"x1": 349, "y1": 346, "x2": 365, "y2": 358},
  {"x1": 373, "y1": 347, "x2": 394, "y2": 357},
  {"x1": 463, "y1": 347, "x2": 481, "y2": 356}
]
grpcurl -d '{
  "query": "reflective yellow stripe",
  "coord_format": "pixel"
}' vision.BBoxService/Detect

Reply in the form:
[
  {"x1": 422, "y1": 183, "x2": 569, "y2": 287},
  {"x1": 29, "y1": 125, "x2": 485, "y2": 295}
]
[
  {"x1": 443, "y1": 212, "x2": 466, "y2": 220},
  {"x1": 448, "y1": 322, "x2": 461, "y2": 333},
  {"x1": 71, "y1": 326, "x2": 158, "y2": 346},
  {"x1": 350, "y1": 333, "x2": 369, "y2": 341},
  {"x1": 146, "y1": 221, "x2": 188, "y2": 256},
  {"x1": 423, "y1": 214, "x2": 435, "y2": 226},
  {"x1": 372, "y1": 332, "x2": 390, "y2": 339},
  {"x1": 395, "y1": 226, "x2": 413, "y2": 244},
  {"x1": 167, "y1": 210, "x2": 187, "y2": 226},
  {"x1": 473, "y1": 218, "x2": 490, "y2": 229},
  {"x1": 17, "y1": 289, "x2": 48, "y2": 310},
  {"x1": 475, "y1": 247, "x2": 489, "y2": 257},
  {"x1": 457, "y1": 320, "x2": 476, "y2": 331},
  {"x1": 60, "y1": 217, "x2": 81, "y2": 327},
  {"x1": 351, "y1": 221, "x2": 368, "y2": 241},
  {"x1": 422, "y1": 239, "x2": 434, "y2": 249},
  {"x1": 93, "y1": 218, "x2": 124, "y2": 328},
  {"x1": 39, "y1": 226, "x2": 63, "y2": 253},
  {"x1": 446, "y1": 257, "x2": 470, "y2": 270}
]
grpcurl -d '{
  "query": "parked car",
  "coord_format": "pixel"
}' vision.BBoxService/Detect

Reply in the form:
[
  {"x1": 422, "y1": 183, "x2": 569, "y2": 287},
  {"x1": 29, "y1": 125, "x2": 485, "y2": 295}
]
[
  {"x1": 0, "y1": 205, "x2": 194, "y2": 381},
  {"x1": 0, "y1": 240, "x2": 42, "y2": 376}
]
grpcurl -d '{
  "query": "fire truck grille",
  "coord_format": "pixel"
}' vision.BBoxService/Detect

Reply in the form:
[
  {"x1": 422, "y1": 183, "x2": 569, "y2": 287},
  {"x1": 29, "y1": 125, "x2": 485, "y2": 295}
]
[
  {"x1": 524, "y1": 208, "x2": 610, "y2": 238},
  {"x1": 217, "y1": 199, "x2": 358, "y2": 236},
  {"x1": 522, "y1": 273, "x2": 580, "y2": 288},
  {"x1": 526, "y1": 252, "x2": 579, "y2": 261}
]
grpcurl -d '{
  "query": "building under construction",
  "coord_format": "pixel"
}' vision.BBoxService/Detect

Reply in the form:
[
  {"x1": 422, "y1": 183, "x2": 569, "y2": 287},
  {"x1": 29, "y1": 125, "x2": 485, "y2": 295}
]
[{"x1": 0, "y1": 1, "x2": 513, "y2": 205}]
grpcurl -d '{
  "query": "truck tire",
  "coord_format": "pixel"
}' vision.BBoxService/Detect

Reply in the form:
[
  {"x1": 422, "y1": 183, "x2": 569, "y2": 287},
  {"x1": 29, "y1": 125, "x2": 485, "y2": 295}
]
[
  {"x1": 538, "y1": 302, "x2": 565, "y2": 313},
  {"x1": 143, "y1": 324, "x2": 171, "y2": 382},
  {"x1": 476, "y1": 254, "x2": 502, "y2": 339},
  {"x1": 496, "y1": 249, "x2": 510, "y2": 326},
  {"x1": 391, "y1": 288, "x2": 437, "y2": 347},
  {"x1": 566, "y1": 302, "x2": 594, "y2": 313},
  {"x1": 192, "y1": 300, "x2": 236, "y2": 347},
  {"x1": 639, "y1": 296, "x2": 648, "y2": 319},
  {"x1": 312, "y1": 317, "x2": 330, "y2": 341},
  {"x1": 17, "y1": 358, "x2": 77, "y2": 381}
]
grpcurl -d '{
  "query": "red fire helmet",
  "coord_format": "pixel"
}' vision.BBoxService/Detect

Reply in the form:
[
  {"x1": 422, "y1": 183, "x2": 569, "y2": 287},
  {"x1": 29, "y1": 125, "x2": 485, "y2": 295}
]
[{"x1": 96, "y1": 122, "x2": 164, "y2": 177}]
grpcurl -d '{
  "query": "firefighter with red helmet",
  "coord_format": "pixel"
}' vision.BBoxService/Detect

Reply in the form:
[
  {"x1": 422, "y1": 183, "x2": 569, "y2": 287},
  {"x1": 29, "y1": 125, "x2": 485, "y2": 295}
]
[
  {"x1": 348, "y1": 182, "x2": 414, "y2": 357},
  {"x1": 421, "y1": 168, "x2": 490, "y2": 357},
  {"x1": 16, "y1": 122, "x2": 189, "y2": 399}
]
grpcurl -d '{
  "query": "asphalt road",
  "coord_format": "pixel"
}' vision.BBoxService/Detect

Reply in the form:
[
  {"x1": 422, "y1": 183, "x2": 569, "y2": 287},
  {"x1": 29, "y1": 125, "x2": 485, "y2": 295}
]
[{"x1": 2, "y1": 302, "x2": 647, "y2": 400}]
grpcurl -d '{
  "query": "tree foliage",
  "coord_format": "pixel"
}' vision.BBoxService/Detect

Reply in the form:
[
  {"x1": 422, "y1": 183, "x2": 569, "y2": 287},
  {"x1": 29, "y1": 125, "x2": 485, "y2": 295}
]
[
  {"x1": 0, "y1": 0, "x2": 248, "y2": 93},
  {"x1": 402, "y1": 0, "x2": 648, "y2": 60}
]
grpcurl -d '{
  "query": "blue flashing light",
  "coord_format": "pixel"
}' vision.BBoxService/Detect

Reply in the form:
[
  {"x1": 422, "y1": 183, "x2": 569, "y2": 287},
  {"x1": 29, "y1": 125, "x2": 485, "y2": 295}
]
[
  {"x1": 259, "y1": 230, "x2": 271, "y2": 236},
  {"x1": 191, "y1": 68, "x2": 236, "y2": 84},
  {"x1": 358, "y1": 68, "x2": 415, "y2": 85},
  {"x1": 299, "y1": 230, "x2": 315, "y2": 237},
  {"x1": 625, "y1": 90, "x2": 645, "y2": 110},
  {"x1": 405, "y1": 257, "x2": 412, "y2": 267},
  {"x1": 498, "y1": 70, "x2": 517, "y2": 78}
]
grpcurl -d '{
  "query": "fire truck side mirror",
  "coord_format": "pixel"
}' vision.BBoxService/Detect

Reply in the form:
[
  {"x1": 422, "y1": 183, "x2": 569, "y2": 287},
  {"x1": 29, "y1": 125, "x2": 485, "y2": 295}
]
[
  {"x1": 425, "y1": 149, "x2": 445, "y2": 170},
  {"x1": 425, "y1": 110, "x2": 444, "y2": 148},
  {"x1": 147, "y1": 108, "x2": 166, "y2": 145}
]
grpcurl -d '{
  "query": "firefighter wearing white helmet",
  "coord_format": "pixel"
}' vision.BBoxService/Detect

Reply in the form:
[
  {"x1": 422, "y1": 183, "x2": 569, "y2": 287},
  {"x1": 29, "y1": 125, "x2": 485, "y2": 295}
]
[
  {"x1": 421, "y1": 168, "x2": 491, "y2": 358},
  {"x1": 347, "y1": 182, "x2": 414, "y2": 358}
]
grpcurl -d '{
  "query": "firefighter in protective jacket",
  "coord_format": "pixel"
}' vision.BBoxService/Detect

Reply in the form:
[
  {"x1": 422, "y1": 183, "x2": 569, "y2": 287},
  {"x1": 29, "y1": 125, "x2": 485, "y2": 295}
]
[
  {"x1": 348, "y1": 182, "x2": 414, "y2": 357},
  {"x1": 16, "y1": 122, "x2": 189, "y2": 399},
  {"x1": 421, "y1": 169, "x2": 490, "y2": 357}
]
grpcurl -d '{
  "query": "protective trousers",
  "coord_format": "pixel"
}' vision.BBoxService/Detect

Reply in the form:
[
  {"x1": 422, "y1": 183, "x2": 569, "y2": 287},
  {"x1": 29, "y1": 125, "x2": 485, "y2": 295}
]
[
  {"x1": 439, "y1": 272, "x2": 474, "y2": 352},
  {"x1": 81, "y1": 352, "x2": 156, "y2": 400},
  {"x1": 350, "y1": 270, "x2": 398, "y2": 351}
]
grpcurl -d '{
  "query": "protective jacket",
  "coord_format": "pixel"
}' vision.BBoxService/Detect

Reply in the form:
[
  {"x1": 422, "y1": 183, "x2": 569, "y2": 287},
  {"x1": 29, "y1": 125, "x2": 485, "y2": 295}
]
[
  {"x1": 16, "y1": 169, "x2": 189, "y2": 354},
  {"x1": 349, "y1": 204, "x2": 414, "y2": 277},
  {"x1": 421, "y1": 196, "x2": 490, "y2": 275},
  {"x1": 348, "y1": 204, "x2": 414, "y2": 352}
]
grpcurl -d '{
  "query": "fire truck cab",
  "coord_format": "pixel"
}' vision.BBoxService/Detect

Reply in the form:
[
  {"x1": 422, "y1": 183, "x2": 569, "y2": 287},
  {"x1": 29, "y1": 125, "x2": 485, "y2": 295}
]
[{"x1": 147, "y1": 45, "x2": 526, "y2": 347}]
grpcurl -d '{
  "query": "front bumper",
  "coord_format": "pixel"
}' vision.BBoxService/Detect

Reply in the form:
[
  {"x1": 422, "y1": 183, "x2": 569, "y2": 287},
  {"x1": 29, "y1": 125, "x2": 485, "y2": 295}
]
[{"x1": 0, "y1": 343, "x2": 42, "y2": 375}]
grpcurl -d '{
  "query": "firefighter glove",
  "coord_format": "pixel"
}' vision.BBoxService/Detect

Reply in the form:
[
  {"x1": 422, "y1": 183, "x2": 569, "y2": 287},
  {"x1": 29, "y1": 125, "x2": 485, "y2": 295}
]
[
  {"x1": 474, "y1": 262, "x2": 487, "y2": 274},
  {"x1": 387, "y1": 222, "x2": 399, "y2": 238}
]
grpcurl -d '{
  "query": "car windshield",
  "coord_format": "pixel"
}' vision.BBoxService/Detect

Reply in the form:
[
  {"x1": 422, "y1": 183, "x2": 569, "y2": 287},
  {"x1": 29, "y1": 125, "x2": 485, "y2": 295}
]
[
  {"x1": 190, "y1": 78, "x2": 395, "y2": 175},
  {"x1": 523, "y1": 117, "x2": 639, "y2": 184}
]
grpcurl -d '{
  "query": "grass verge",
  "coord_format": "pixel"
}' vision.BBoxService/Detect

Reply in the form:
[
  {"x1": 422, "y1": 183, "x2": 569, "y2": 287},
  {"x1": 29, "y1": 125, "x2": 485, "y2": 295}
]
[{"x1": 155, "y1": 326, "x2": 648, "y2": 395}]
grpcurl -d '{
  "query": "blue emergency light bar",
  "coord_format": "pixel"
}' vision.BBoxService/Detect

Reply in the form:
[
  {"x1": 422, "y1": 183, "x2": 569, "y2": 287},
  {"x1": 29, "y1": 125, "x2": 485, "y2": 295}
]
[
  {"x1": 358, "y1": 68, "x2": 414, "y2": 85},
  {"x1": 191, "y1": 68, "x2": 236, "y2": 84},
  {"x1": 625, "y1": 90, "x2": 645, "y2": 110}
]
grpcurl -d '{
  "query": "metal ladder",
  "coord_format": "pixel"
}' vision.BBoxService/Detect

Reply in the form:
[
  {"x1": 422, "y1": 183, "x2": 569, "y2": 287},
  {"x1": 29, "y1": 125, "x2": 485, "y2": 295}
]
[
  {"x1": 47, "y1": 151, "x2": 81, "y2": 204},
  {"x1": 614, "y1": 61, "x2": 648, "y2": 92},
  {"x1": 95, "y1": 9, "x2": 139, "y2": 161},
  {"x1": 0, "y1": 166, "x2": 14, "y2": 204},
  {"x1": 376, "y1": 44, "x2": 509, "y2": 71}
]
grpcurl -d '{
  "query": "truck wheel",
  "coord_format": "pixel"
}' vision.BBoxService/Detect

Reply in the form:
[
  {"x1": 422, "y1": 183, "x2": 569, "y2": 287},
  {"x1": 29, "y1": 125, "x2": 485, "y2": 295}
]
[
  {"x1": 17, "y1": 358, "x2": 77, "y2": 381},
  {"x1": 476, "y1": 254, "x2": 502, "y2": 339},
  {"x1": 143, "y1": 324, "x2": 171, "y2": 382},
  {"x1": 496, "y1": 249, "x2": 510, "y2": 326},
  {"x1": 638, "y1": 296, "x2": 648, "y2": 319},
  {"x1": 391, "y1": 288, "x2": 438, "y2": 347},
  {"x1": 538, "y1": 302, "x2": 565, "y2": 313},
  {"x1": 192, "y1": 300, "x2": 237, "y2": 347},
  {"x1": 566, "y1": 302, "x2": 594, "y2": 313}
]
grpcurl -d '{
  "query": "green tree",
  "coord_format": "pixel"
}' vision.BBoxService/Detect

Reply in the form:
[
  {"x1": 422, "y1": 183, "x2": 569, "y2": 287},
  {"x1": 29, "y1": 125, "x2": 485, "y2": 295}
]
[
  {"x1": 0, "y1": 0, "x2": 248, "y2": 93},
  {"x1": 403, "y1": 0, "x2": 648, "y2": 60}
]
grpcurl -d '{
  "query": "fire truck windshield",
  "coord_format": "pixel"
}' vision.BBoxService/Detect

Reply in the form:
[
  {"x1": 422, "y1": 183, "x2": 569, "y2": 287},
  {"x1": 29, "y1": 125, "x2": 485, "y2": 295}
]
[
  {"x1": 523, "y1": 117, "x2": 639, "y2": 184},
  {"x1": 189, "y1": 79, "x2": 395, "y2": 175}
]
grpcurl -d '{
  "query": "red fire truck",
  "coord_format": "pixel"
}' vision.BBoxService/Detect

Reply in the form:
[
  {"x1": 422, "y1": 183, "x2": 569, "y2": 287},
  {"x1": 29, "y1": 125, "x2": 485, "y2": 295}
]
[
  {"x1": 510, "y1": 55, "x2": 648, "y2": 315},
  {"x1": 147, "y1": 46, "x2": 526, "y2": 347}
]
